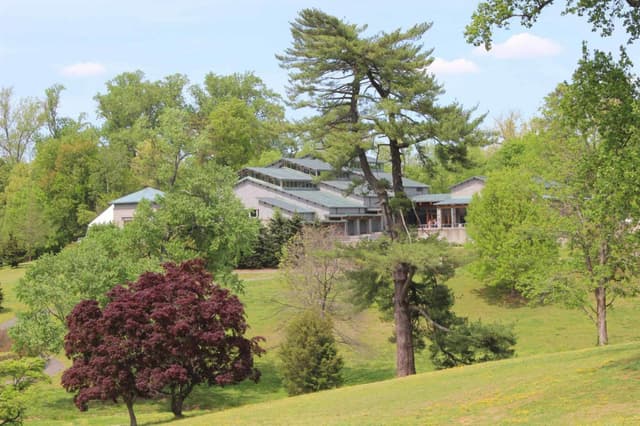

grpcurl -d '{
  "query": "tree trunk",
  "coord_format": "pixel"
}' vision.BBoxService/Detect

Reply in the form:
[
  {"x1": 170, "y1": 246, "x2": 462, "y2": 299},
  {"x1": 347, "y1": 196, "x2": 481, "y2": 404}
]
[
  {"x1": 125, "y1": 398, "x2": 137, "y2": 426},
  {"x1": 595, "y1": 285, "x2": 608, "y2": 346},
  {"x1": 171, "y1": 392, "x2": 185, "y2": 418},
  {"x1": 393, "y1": 262, "x2": 415, "y2": 376}
]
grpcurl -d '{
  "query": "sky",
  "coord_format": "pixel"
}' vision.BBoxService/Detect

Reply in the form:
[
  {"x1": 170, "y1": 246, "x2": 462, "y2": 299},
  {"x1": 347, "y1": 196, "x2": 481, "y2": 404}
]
[{"x1": 1, "y1": 0, "x2": 638, "y2": 129}]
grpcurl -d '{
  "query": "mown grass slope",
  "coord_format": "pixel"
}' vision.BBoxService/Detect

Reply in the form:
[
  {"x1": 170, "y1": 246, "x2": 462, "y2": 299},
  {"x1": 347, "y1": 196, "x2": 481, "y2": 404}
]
[
  {"x1": 1, "y1": 265, "x2": 636, "y2": 425},
  {"x1": 172, "y1": 342, "x2": 640, "y2": 425}
]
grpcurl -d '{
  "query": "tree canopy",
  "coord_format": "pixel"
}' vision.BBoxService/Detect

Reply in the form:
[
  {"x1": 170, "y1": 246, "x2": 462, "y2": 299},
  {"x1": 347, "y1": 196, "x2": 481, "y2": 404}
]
[
  {"x1": 467, "y1": 47, "x2": 640, "y2": 345},
  {"x1": 466, "y1": 0, "x2": 640, "y2": 49},
  {"x1": 279, "y1": 8, "x2": 486, "y2": 377},
  {"x1": 62, "y1": 259, "x2": 264, "y2": 425}
]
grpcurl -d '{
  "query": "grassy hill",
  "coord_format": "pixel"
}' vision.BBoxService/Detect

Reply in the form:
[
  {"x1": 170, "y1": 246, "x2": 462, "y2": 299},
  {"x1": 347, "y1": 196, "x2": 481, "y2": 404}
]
[
  {"x1": 1, "y1": 265, "x2": 637, "y2": 425},
  {"x1": 172, "y1": 341, "x2": 640, "y2": 425}
]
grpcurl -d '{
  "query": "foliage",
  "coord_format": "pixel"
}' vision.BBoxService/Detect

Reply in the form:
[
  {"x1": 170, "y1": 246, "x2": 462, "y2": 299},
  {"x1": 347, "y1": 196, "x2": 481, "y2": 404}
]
[
  {"x1": 11, "y1": 225, "x2": 161, "y2": 356},
  {"x1": 279, "y1": 8, "x2": 485, "y2": 377},
  {"x1": 466, "y1": 167, "x2": 560, "y2": 297},
  {"x1": 468, "y1": 47, "x2": 640, "y2": 346},
  {"x1": 416, "y1": 283, "x2": 516, "y2": 368},
  {"x1": 538, "y1": 48, "x2": 640, "y2": 345},
  {"x1": 238, "y1": 210, "x2": 303, "y2": 269},
  {"x1": 131, "y1": 107, "x2": 194, "y2": 189},
  {"x1": 155, "y1": 162, "x2": 259, "y2": 276},
  {"x1": 346, "y1": 237, "x2": 516, "y2": 369},
  {"x1": 62, "y1": 259, "x2": 264, "y2": 424},
  {"x1": 0, "y1": 356, "x2": 48, "y2": 425},
  {"x1": 0, "y1": 164, "x2": 52, "y2": 260},
  {"x1": 279, "y1": 310, "x2": 343, "y2": 396},
  {"x1": 280, "y1": 225, "x2": 351, "y2": 318},
  {"x1": 95, "y1": 71, "x2": 188, "y2": 156},
  {"x1": 1, "y1": 235, "x2": 26, "y2": 269},
  {"x1": 0, "y1": 87, "x2": 45, "y2": 164},
  {"x1": 32, "y1": 127, "x2": 103, "y2": 248},
  {"x1": 466, "y1": 0, "x2": 640, "y2": 49},
  {"x1": 191, "y1": 72, "x2": 290, "y2": 167}
]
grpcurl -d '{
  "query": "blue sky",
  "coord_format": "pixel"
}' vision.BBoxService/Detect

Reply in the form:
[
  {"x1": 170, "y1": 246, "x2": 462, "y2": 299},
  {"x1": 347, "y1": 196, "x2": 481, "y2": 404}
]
[{"x1": 1, "y1": 0, "x2": 638, "y2": 129}]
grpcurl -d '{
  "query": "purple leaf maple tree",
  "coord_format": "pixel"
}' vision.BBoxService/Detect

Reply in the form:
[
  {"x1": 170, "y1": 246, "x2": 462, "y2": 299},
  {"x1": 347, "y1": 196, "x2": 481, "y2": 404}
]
[{"x1": 62, "y1": 259, "x2": 264, "y2": 426}]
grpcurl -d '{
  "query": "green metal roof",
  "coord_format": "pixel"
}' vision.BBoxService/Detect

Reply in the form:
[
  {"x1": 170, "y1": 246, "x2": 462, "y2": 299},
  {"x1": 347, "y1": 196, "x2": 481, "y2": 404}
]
[
  {"x1": 111, "y1": 187, "x2": 164, "y2": 205},
  {"x1": 350, "y1": 170, "x2": 429, "y2": 189},
  {"x1": 435, "y1": 197, "x2": 472, "y2": 206},
  {"x1": 284, "y1": 189, "x2": 363, "y2": 209},
  {"x1": 258, "y1": 197, "x2": 315, "y2": 214},
  {"x1": 320, "y1": 180, "x2": 375, "y2": 197},
  {"x1": 412, "y1": 193, "x2": 451, "y2": 203},
  {"x1": 237, "y1": 176, "x2": 364, "y2": 210},
  {"x1": 282, "y1": 157, "x2": 333, "y2": 172},
  {"x1": 245, "y1": 167, "x2": 314, "y2": 181}
]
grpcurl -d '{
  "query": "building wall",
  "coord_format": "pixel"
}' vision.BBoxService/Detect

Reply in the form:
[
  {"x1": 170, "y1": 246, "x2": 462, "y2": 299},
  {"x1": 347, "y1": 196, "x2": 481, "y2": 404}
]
[
  {"x1": 451, "y1": 180, "x2": 485, "y2": 197},
  {"x1": 234, "y1": 180, "x2": 330, "y2": 221},
  {"x1": 419, "y1": 227, "x2": 468, "y2": 244},
  {"x1": 113, "y1": 204, "x2": 138, "y2": 227}
]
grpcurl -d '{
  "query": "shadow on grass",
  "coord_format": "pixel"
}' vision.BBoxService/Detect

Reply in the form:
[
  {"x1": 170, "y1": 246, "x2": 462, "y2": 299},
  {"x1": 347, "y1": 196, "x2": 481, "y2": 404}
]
[
  {"x1": 472, "y1": 286, "x2": 528, "y2": 308},
  {"x1": 341, "y1": 363, "x2": 395, "y2": 386},
  {"x1": 600, "y1": 353, "x2": 640, "y2": 373},
  {"x1": 180, "y1": 359, "x2": 284, "y2": 413}
]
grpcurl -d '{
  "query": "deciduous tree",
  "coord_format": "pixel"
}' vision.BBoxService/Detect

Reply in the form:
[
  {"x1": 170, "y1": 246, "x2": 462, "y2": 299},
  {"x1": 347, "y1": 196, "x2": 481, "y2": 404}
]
[
  {"x1": 191, "y1": 72, "x2": 289, "y2": 168},
  {"x1": 0, "y1": 356, "x2": 48, "y2": 426},
  {"x1": 467, "y1": 48, "x2": 640, "y2": 346},
  {"x1": 11, "y1": 225, "x2": 161, "y2": 356},
  {"x1": 466, "y1": 0, "x2": 640, "y2": 49},
  {"x1": 62, "y1": 259, "x2": 264, "y2": 424},
  {"x1": 280, "y1": 225, "x2": 351, "y2": 318},
  {"x1": 0, "y1": 164, "x2": 52, "y2": 260},
  {"x1": 466, "y1": 167, "x2": 560, "y2": 298},
  {"x1": 155, "y1": 162, "x2": 259, "y2": 276},
  {"x1": 0, "y1": 87, "x2": 45, "y2": 163}
]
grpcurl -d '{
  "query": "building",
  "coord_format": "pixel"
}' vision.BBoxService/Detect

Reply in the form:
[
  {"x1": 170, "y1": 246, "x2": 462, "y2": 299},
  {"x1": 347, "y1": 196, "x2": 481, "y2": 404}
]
[
  {"x1": 234, "y1": 157, "x2": 485, "y2": 243},
  {"x1": 88, "y1": 187, "x2": 165, "y2": 228},
  {"x1": 412, "y1": 176, "x2": 486, "y2": 244}
]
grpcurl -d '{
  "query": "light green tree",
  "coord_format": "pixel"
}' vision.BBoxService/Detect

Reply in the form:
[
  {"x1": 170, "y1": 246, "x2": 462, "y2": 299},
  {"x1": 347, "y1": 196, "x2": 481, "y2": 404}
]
[
  {"x1": 0, "y1": 356, "x2": 48, "y2": 425},
  {"x1": 0, "y1": 164, "x2": 53, "y2": 260},
  {"x1": 156, "y1": 161, "x2": 259, "y2": 277},
  {"x1": 32, "y1": 128, "x2": 102, "y2": 248},
  {"x1": 191, "y1": 72, "x2": 289, "y2": 169},
  {"x1": 132, "y1": 107, "x2": 195, "y2": 189},
  {"x1": 466, "y1": 0, "x2": 640, "y2": 49},
  {"x1": 466, "y1": 167, "x2": 560, "y2": 298},
  {"x1": 0, "y1": 87, "x2": 45, "y2": 163},
  {"x1": 467, "y1": 48, "x2": 640, "y2": 345},
  {"x1": 11, "y1": 225, "x2": 161, "y2": 356}
]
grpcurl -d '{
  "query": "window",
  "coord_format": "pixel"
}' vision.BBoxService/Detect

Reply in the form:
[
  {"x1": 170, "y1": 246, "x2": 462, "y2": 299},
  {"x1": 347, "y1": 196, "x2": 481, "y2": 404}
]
[{"x1": 249, "y1": 209, "x2": 259, "y2": 218}]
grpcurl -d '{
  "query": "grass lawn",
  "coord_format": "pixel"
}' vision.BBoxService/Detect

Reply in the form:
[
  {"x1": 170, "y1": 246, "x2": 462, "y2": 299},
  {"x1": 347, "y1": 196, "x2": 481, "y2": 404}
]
[
  {"x1": 0, "y1": 264, "x2": 635, "y2": 425},
  {"x1": 0, "y1": 265, "x2": 28, "y2": 324},
  {"x1": 171, "y1": 341, "x2": 640, "y2": 425}
]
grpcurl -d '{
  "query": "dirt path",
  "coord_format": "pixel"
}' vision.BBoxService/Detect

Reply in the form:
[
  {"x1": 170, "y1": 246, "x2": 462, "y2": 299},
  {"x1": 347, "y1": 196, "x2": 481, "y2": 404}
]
[{"x1": 0, "y1": 318, "x2": 16, "y2": 330}]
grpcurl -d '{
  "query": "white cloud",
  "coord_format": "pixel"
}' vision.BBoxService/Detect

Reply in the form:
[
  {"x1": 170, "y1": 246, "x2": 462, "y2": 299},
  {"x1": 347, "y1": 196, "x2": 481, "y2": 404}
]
[
  {"x1": 60, "y1": 62, "x2": 107, "y2": 77},
  {"x1": 428, "y1": 58, "x2": 479, "y2": 76},
  {"x1": 474, "y1": 33, "x2": 562, "y2": 59}
]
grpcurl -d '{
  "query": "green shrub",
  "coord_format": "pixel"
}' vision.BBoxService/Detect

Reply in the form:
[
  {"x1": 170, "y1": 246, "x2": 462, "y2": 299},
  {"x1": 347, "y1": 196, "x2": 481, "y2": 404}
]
[
  {"x1": 279, "y1": 310, "x2": 343, "y2": 396},
  {"x1": 238, "y1": 211, "x2": 303, "y2": 269}
]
